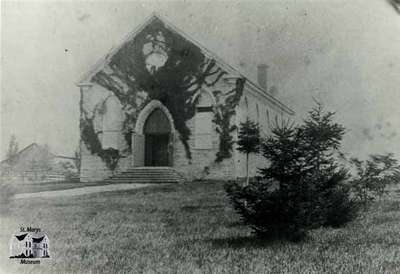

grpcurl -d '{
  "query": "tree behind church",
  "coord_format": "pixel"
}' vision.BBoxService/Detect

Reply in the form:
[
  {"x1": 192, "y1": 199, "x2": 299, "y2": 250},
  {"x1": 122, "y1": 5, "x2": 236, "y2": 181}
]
[{"x1": 6, "y1": 135, "x2": 19, "y2": 164}]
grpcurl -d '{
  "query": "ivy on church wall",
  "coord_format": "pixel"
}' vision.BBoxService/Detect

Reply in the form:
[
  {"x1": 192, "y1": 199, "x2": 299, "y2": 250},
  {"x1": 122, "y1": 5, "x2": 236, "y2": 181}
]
[
  {"x1": 80, "y1": 119, "x2": 120, "y2": 171},
  {"x1": 79, "y1": 98, "x2": 121, "y2": 171},
  {"x1": 213, "y1": 78, "x2": 245, "y2": 162},
  {"x1": 81, "y1": 17, "x2": 246, "y2": 166}
]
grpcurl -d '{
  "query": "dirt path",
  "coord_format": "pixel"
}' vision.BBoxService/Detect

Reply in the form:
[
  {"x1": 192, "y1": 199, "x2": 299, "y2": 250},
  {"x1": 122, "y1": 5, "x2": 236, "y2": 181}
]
[{"x1": 14, "y1": 183, "x2": 154, "y2": 199}]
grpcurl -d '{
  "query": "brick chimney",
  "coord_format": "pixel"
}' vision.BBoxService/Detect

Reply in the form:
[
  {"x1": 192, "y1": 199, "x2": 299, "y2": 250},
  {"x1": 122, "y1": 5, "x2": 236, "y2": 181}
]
[{"x1": 257, "y1": 64, "x2": 268, "y2": 91}]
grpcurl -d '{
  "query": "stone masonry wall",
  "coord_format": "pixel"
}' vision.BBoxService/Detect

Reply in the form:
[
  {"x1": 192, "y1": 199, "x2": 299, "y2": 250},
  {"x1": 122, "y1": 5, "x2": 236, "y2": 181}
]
[
  {"x1": 79, "y1": 84, "x2": 135, "y2": 182},
  {"x1": 173, "y1": 115, "x2": 235, "y2": 181},
  {"x1": 80, "y1": 81, "x2": 289, "y2": 182}
]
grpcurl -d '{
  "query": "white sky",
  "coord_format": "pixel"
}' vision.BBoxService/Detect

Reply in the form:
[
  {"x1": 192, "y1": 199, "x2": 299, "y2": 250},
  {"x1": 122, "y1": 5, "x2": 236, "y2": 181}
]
[{"x1": 1, "y1": 0, "x2": 400, "y2": 160}]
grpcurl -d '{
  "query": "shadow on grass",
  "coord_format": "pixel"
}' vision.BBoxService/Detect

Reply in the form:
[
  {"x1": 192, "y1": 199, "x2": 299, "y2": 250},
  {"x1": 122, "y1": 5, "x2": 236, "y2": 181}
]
[
  {"x1": 225, "y1": 221, "x2": 247, "y2": 228},
  {"x1": 205, "y1": 235, "x2": 281, "y2": 249},
  {"x1": 180, "y1": 204, "x2": 224, "y2": 213},
  {"x1": 140, "y1": 184, "x2": 177, "y2": 194},
  {"x1": 382, "y1": 200, "x2": 400, "y2": 212},
  {"x1": 372, "y1": 215, "x2": 397, "y2": 225}
]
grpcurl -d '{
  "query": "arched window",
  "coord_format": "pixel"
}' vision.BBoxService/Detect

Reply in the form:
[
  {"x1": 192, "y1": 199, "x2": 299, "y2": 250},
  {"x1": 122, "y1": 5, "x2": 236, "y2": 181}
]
[
  {"x1": 244, "y1": 97, "x2": 249, "y2": 120},
  {"x1": 194, "y1": 91, "x2": 213, "y2": 149},
  {"x1": 101, "y1": 96, "x2": 123, "y2": 150},
  {"x1": 239, "y1": 96, "x2": 249, "y2": 122},
  {"x1": 256, "y1": 104, "x2": 260, "y2": 123},
  {"x1": 266, "y1": 109, "x2": 270, "y2": 127}
]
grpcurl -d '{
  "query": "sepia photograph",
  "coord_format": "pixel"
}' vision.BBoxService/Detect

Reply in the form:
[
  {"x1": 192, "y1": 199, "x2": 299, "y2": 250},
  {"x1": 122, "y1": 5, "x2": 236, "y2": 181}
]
[{"x1": 1, "y1": 0, "x2": 400, "y2": 273}]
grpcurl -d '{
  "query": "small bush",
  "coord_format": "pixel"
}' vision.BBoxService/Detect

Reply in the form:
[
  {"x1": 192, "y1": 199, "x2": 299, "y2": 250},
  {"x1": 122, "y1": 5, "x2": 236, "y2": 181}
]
[{"x1": 349, "y1": 153, "x2": 400, "y2": 210}]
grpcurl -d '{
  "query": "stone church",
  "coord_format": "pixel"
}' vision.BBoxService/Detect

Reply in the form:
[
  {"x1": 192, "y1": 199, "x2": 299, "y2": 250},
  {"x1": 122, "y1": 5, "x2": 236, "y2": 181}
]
[{"x1": 77, "y1": 14, "x2": 294, "y2": 182}]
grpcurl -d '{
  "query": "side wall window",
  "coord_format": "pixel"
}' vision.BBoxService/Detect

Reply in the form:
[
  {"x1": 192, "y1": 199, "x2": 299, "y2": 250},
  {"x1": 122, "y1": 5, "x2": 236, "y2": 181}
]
[
  {"x1": 239, "y1": 96, "x2": 249, "y2": 123},
  {"x1": 244, "y1": 97, "x2": 249, "y2": 121},
  {"x1": 256, "y1": 103, "x2": 260, "y2": 123},
  {"x1": 101, "y1": 96, "x2": 123, "y2": 150},
  {"x1": 194, "y1": 92, "x2": 213, "y2": 149}
]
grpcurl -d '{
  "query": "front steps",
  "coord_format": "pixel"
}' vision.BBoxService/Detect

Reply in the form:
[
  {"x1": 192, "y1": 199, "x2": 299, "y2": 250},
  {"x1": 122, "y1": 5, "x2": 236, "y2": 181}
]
[{"x1": 106, "y1": 167, "x2": 185, "y2": 184}]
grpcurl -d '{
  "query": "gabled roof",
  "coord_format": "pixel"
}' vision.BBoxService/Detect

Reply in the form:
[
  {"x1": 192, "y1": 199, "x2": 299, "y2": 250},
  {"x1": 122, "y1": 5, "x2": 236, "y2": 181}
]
[
  {"x1": 77, "y1": 13, "x2": 240, "y2": 85},
  {"x1": 77, "y1": 13, "x2": 294, "y2": 115},
  {"x1": 1, "y1": 143, "x2": 55, "y2": 164}
]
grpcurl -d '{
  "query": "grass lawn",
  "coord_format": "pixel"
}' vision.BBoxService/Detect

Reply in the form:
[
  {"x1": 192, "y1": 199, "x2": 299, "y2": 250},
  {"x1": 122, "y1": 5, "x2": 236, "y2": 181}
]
[{"x1": 1, "y1": 181, "x2": 400, "y2": 273}]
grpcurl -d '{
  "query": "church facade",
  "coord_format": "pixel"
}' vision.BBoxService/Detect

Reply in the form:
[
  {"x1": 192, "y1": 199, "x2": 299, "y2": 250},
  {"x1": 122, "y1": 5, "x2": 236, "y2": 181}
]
[{"x1": 77, "y1": 14, "x2": 294, "y2": 182}]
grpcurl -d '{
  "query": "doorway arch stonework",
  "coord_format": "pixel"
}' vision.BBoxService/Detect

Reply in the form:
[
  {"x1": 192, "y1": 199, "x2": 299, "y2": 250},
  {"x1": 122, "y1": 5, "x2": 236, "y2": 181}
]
[
  {"x1": 132, "y1": 100, "x2": 176, "y2": 167},
  {"x1": 135, "y1": 100, "x2": 175, "y2": 134}
]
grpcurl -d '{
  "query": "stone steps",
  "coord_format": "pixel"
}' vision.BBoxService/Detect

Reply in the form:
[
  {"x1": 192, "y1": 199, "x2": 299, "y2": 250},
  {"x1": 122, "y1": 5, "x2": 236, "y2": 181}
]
[{"x1": 106, "y1": 167, "x2": 184, "y2": 184}]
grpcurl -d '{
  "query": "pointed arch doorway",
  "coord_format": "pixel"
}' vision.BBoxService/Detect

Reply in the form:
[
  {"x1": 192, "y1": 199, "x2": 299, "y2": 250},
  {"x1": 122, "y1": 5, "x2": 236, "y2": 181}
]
[
  {"x1": 133, "y1": 100, "x2": 175, "y2": 167},
  {"x1": 143, "y1": 108, "x2": 171, "y2": 166}
]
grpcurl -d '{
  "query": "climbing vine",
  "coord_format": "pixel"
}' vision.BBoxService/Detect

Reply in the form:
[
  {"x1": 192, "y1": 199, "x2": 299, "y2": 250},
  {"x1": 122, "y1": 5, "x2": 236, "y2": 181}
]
[
  {"x1": 91, "y1": 17, "x2": 226, "y2": 160},
  {"x1": 81, "y1": 17, "x2": 246, "y2": 167},
  {"x1": 79, "y1": 99, "x2": 121, "y2": 171},
  {"x1": 213, "y1": 78, "x2": 246, "y2": 162}
]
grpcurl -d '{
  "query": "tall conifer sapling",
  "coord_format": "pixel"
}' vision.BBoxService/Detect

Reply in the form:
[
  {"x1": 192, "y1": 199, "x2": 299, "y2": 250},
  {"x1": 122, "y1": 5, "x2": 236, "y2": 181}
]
[{"x1": 237, "y1": 119, "x2": 261, "y2": 186}]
